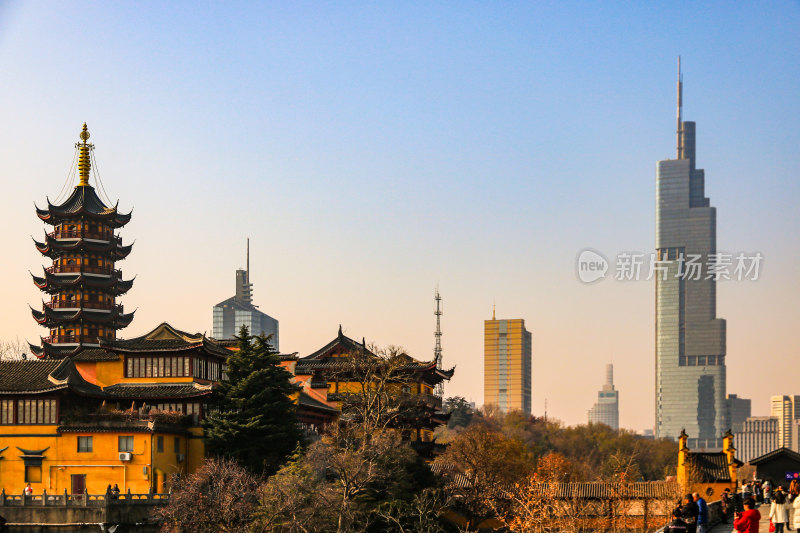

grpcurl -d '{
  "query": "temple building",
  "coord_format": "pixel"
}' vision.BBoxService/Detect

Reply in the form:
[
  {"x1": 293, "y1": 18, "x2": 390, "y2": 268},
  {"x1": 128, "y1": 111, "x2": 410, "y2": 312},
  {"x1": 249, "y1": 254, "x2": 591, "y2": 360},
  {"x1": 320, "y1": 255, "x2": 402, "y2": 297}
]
[
  {"x1": 289, "y1": 326, "x2": 454, "y2": 454},
  {"x1": 30, "y1": 124, "x2": 135, "y2": 359}
]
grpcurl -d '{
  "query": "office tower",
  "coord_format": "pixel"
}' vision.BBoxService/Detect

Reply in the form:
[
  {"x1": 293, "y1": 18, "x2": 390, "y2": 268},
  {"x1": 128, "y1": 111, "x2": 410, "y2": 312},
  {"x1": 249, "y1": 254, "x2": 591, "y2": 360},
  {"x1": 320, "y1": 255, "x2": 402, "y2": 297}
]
[
  {"x1": 655, "y1": 59, "x2": 728, "y2": 448},
  {"x1": 588, "y1": 364, "x2": 620, "y2": 430},
  {"x1": 770, "y1": 395, "x2": 800, "y2": 450},
  {"x1": 736, "y1": 416, "x2": 779, "y2": 462},
  {"x1": 212, "y1": 240, "x2": 279, "y2": 350},
  {"x1": 727, "y1": 394, "x2": 752, "y2": 433},
  {"x1": 484, "y1": 310, "x2": 532, "y2": 414}
]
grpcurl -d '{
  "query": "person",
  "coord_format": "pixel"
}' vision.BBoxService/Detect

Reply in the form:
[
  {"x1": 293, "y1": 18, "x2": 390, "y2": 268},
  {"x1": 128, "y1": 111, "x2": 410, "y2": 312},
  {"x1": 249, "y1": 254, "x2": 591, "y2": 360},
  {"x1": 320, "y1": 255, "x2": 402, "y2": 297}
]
[
  {"x1": 756, "y1": 481, "x2": 763, "y2": 504},
  {"x1": 771, "y1": 488, "x2": 789, "y2": 533},
  {"x1": 680, "y1": 493, "x2": 699, "y2": 533},
  {"x1": 693, "y1": 492, "x2": 709, "y2": 533},
  {"x1": 23, "y1": 483, "x2": 32, "y2": 496},
  {"x1": 791, "y1": 479, "x2": 799, "y2": 499},
  {"x1": 721, "y1": 488, "x2": 733, "y2": 523},
  {"x1": 111, "y1": 484, "x2": 120, "y2": 500},
  {"x1": 792, "y1": 492, "x2": 800, "y2": 533},
  {"x1": 766, "y1": 480, "x2": 773, "y2": 505},
  {"x1": 734, "y1": 497, "x2": 761, "y2": 533},
  {"x1": 665, "y1": 509, "x2": 689, "y2": 532},
  {"x1": 105, "y1": 484, "x2": 113, "y2": 500}
]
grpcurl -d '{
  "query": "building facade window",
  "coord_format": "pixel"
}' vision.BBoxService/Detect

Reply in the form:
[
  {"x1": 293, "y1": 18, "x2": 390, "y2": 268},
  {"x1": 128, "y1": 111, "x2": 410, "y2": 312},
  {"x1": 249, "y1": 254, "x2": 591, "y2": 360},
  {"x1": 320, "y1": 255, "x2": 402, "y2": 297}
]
[
  {"x1": 126, "y1": 356, "x2": 191, "y2": 378},
  {"x1": 77, "y1": 436, "x2": 93, "y2": 453},
  {"x1": 118, "y1": 436, "x2": 134, "y2": 453},
  {"x1": 5, "y1": 399, "x2": 58, "y2": 425},
  {"x1": 156, "y1": 436, "x2": 164, "y2": 453},
  {"x1": 174, "y1": 437, "x2": 180, "y2": 454},
  {"x1": 25, "y1": 465, "x2": 42, "y2": 483}
]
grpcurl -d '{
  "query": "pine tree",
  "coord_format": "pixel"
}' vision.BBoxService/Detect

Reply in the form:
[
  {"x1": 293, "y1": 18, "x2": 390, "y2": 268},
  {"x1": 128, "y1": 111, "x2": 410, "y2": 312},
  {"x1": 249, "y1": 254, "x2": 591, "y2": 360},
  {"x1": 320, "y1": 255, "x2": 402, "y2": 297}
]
[{"x1": 204, "y1": 325, "x2": 303, "y2": 475}]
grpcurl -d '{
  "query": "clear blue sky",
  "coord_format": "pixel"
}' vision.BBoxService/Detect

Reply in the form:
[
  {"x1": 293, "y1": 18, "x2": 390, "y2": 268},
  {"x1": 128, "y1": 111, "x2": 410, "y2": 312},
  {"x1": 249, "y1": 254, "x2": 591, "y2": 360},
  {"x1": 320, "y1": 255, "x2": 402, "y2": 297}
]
[{"x1": 0, "y1": 1, "x2": 798, "y2": 430}]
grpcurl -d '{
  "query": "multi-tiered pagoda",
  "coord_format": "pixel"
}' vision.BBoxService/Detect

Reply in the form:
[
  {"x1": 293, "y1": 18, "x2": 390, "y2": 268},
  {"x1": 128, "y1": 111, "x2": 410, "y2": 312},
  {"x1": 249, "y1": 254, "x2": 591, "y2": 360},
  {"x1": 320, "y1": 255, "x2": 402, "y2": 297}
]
[{"x1": 30, "y1": 124, "x2": 135, "y2": 359}]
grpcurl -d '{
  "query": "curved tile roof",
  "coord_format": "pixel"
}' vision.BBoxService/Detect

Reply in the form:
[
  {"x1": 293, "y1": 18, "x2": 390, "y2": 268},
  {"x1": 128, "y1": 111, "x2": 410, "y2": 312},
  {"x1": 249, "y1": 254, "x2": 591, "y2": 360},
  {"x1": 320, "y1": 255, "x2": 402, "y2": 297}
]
[{"x1": 35, "y1": 185, "x2": 131, "y2": 227}]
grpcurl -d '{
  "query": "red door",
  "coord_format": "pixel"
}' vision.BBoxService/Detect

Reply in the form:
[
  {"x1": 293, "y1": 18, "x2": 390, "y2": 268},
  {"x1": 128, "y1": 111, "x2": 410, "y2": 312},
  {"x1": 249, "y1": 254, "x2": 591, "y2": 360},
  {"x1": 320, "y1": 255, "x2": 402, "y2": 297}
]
[{"x1": 71, "y1": 474, "x2": 86, "y2": 496}]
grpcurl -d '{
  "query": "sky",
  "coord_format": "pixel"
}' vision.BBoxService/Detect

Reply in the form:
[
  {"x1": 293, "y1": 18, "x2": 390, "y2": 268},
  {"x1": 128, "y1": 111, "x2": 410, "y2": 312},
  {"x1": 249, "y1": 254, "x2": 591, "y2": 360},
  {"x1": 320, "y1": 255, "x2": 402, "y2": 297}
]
[{"x1": 0, "y1": 2, "x2": 798, "y2": 431}]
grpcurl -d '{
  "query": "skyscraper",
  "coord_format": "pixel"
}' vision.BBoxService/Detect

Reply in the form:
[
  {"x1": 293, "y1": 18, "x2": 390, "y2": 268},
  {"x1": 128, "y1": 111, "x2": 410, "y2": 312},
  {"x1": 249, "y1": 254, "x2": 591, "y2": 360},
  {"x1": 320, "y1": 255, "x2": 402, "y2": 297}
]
[
  {"x1": 588, "y1": 364, "x2": 619, "y2": 430},
  {"x1": 736, "y1": 416, "x2": 779, "y2": 462},
  {"x1": 655, "y1": 59, "x2": 728, "y2": 448},
  {"x1": 212, "y1": 240, "x2": 279, "y2": 349},
  {"x1": 727, "y1": 394, "x2": 752, "y2": 433},
  {"x1": 770, "y1": 395, "x2": 800, "y2": 450},
  {"x1": 484, "y1": 310, "x2": 532, "y2": 414}
]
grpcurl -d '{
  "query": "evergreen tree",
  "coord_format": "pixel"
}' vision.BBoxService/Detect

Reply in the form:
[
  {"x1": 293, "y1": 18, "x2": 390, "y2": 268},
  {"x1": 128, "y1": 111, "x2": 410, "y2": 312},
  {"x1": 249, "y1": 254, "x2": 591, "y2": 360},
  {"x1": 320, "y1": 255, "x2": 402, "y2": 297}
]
[{"x1": 204, "y1": 325, "x2": 303, "y2": 475}]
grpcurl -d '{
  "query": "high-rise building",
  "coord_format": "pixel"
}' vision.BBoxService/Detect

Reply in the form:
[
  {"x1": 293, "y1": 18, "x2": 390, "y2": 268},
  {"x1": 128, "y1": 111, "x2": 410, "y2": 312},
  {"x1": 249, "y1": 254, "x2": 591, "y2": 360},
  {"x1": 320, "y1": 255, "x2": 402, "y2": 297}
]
[
  {"x1": 655, "y1": 59, "x2": 728, "y2": 448},
  {"x1": 736, "y1": 416, "x2": 779, "y2": 463},
  {"x1": 770, "y1": 395, "x2": 800, "y2": 450},
  {"x1": 588, "y1": 364, "x2": 620, "y2": 430},
  {"x1": 212, "y1": 241, "x2": 279, "y2": 349},
  {"x1": 484, "y1": 310, "x2": 531, "y2": 414},
  {"x1": 727, "y1": 394, "x2": 752, "y2": 433}
]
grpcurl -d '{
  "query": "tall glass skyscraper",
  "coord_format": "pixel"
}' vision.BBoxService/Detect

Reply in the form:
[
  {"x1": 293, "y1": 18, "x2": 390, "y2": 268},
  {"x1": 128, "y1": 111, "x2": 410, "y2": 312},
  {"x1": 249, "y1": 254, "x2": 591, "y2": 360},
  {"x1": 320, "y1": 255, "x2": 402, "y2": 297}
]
[{"x1": 655, "y1": 60, "x2": 727, "y2": 448}]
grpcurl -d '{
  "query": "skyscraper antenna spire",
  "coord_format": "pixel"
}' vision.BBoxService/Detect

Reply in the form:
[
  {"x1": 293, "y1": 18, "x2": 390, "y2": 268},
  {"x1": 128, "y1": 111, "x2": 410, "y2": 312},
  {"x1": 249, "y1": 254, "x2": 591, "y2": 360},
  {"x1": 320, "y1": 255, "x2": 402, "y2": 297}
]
[
  {"x1": 246, "y1": 238, "x2": 250, "y2": 281},
  {"x1": 676, "y1": 56, "x2": 683, "y2": 159},
  {"x1": 434, "y1": 287, "x2": 444, "y2": 396}
]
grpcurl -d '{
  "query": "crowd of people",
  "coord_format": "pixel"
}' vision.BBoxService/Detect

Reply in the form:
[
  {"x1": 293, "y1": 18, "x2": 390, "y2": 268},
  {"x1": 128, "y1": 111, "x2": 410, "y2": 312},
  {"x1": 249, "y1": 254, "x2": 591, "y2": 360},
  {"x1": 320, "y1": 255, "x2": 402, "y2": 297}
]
[{"x1": 664, "y1": 479, "x2": 800, "y2": 533}]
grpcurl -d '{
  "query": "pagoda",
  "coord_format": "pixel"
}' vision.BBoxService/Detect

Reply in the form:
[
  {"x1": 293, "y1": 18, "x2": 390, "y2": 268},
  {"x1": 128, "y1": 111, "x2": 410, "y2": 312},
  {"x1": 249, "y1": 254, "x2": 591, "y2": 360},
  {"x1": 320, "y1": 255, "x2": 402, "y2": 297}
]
[{"x1": 29, "y1": 124, "x2": 135, "y2": 359}]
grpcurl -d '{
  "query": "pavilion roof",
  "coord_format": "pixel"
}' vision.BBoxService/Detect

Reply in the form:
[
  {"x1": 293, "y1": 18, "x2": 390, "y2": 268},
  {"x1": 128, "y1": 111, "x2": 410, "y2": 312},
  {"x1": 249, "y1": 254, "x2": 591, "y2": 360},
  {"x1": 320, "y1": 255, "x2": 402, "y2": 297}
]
[
  {"x1": 0, "y1": 359, "x2": 103, "y2": 397},
  {"x1": 35, "y1": 185, "x2": 131, "y2": 227},
  {"x1": 31, "y1": 305, "x2": 135, "y2": 328},
  {"x1": 100, "y1": 322, "x2": 232, "y2": 359},
  {"x1": 102, "y1": 382, "x2": 213, "y2": 400},
  {"x1": 31, "y1": 270, "x2": 134, "y2": 295},
  {"x1": 33, "y1": 234, "x2": 132, "y2": 260}
]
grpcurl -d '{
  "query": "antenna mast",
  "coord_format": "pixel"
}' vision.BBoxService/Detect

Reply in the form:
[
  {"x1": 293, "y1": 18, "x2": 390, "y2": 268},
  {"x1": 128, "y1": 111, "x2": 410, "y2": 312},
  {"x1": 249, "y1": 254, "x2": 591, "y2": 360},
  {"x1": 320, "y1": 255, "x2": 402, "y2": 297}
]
[
  {"x1": 434, "y1": 287, "x2": 444, "y2": 396},
  {"x1": 246, "y1": 237, "x2": 250, "y2": 282},
  {"x1": 676, "y1": 56, "x2": 683, "y2": 159}
]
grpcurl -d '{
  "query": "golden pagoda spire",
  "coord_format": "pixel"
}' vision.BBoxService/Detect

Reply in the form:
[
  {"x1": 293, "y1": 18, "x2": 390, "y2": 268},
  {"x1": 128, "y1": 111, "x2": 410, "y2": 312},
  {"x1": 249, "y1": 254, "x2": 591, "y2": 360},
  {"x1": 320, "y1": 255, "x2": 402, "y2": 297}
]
[{"x1": 76, "y1": 123, "x2": 93, "y2": 186}]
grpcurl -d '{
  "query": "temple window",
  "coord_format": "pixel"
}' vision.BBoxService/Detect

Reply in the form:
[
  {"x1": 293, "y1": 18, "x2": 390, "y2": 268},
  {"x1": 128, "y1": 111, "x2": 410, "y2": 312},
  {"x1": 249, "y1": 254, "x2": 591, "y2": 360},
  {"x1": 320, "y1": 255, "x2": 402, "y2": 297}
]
[
  {"x1": 118, "y1": 436, "x2": 134, "y2": 453},
  {"x1": 77, "y1": 436, "x2": 93, "y2": 453}
]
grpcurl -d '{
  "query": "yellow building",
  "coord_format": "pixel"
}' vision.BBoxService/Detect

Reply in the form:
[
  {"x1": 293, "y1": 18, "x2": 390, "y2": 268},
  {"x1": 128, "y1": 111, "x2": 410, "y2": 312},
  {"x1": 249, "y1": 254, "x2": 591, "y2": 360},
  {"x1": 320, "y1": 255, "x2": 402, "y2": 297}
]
[
  {"x1": 0, "y1": 323, "x2": 228, "y2": 496},
  {"x1": 677, "y1": 429, "x2": 742, "y2": 500},
  {"x1": 291, "y1": 326, "x2": 454, "y2": 455},
  {"x1": 484, "y1": 313, "x2": 532, "y2": 414}
]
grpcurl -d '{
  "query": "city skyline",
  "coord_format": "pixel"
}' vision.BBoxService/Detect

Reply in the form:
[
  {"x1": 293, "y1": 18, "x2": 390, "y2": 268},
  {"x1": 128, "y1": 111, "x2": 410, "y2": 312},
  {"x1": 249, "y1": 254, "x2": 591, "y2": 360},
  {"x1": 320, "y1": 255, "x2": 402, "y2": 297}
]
[{"x1": 0, "y1": 3, "x2": 798, "y2": 430}]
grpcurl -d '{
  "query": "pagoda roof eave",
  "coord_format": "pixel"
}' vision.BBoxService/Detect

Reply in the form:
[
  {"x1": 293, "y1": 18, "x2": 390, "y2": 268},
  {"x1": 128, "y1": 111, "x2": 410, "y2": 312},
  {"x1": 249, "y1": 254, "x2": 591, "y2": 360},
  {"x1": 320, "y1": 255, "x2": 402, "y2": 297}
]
[{"x1": 35, "y1": 186, "x2": 131, "y2": 228}]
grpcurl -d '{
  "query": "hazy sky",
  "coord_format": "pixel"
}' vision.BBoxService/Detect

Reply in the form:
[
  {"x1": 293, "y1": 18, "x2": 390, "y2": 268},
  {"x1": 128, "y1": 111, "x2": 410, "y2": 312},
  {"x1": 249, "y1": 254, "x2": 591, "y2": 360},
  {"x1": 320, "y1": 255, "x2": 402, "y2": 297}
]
[{"x1": 0, "y1": 2, "x2": 798, "y2": 431}]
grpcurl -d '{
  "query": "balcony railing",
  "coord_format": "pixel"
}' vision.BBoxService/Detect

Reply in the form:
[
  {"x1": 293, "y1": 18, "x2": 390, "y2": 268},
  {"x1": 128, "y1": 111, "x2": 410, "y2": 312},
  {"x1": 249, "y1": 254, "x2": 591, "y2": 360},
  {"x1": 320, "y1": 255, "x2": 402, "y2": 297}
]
[
  {"x1": 46, "y1": 300, "x2": 120, "y2": 311},
  {"x1": 49, "y1": 229, "x2": 112, "y2": 241},
  {"x1": 43, "y1": 335, "x2": 103, "y2": 344},
  {"x1": 46, "y1": 265, "x2": 120, "y2": 276},
  {"x1": 0, "y1": 489, "x2": 170, "y2": 507}
]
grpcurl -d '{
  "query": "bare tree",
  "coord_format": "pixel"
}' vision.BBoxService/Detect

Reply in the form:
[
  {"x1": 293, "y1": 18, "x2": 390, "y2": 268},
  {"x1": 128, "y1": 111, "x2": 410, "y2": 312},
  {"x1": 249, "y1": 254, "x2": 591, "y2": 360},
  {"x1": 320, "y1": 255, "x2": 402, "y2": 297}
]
[
  {"x1": 329, "y1": 344, "x2": 417, "y2": 439},
  {"x1": 154, "y1": 457, "x2": 260, "y2": 533},
  {"x1": 0, "y1": 337, "x2": 27, "y2": 360}
]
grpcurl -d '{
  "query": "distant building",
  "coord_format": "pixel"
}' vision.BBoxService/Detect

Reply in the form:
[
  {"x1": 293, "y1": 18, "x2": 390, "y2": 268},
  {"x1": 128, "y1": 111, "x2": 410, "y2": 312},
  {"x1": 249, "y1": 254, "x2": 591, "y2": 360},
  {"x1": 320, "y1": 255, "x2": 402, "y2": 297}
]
[
  {"x1": 588, "y1": 364, "x2": 619, "y2": 430},
  {"x1": 655, "y1": 60, "x2": 728, "y2": 447},
  {"x1": 771, "y1": 395, "x2": 800, "y2": 450},
  {"x1": 484, "y1": 311, "x2": 531, "y2": 414},
  {"x1": 727, "y1": 394, "x2": 752, "y2": 433},
  {"x1": 736, "y1": 416, "x2": 779, "y2": 463},
  {"x1": 212, "y1": 243, "x2": 279, "y2": 350}
]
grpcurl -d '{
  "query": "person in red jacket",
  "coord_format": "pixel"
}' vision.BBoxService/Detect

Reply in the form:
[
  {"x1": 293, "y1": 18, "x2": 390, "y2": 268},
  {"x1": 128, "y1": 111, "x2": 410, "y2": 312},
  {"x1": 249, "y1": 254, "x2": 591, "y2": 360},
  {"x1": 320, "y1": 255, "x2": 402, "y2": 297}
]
[{"x1": 734, "y1": 497, "x2": 761, "y2": 533}]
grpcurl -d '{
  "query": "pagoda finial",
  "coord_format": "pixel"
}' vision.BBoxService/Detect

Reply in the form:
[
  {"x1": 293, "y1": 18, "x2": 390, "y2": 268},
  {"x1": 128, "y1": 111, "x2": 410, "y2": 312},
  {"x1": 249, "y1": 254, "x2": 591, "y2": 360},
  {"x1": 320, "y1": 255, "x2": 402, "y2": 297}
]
[{"x1": 77, "y1": 123, "x2": 94, "y2": 187}]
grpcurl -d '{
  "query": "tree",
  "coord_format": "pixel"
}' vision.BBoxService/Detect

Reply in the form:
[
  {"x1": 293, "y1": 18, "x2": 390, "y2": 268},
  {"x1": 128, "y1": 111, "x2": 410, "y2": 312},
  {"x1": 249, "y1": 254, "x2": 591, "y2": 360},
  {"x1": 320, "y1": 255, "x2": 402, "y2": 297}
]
[
  {"x1": 0, "y1": 337, "x2": 26, "y2": 360},
  {"x1": 442, "y1": 396, "x2": 473, "y2": 429},
  {"x1": 203, "y1": 325, "x2": 302, "y2": 475},
  {"x1": 155, "y1": 457, "x2": 260, "y2": 533},
  {"x1": 329, "y1": 344, "x2": 418, "y2": 440},
  {"x1": 434, "y1": 424, "x2": 532, "y2": 529}
]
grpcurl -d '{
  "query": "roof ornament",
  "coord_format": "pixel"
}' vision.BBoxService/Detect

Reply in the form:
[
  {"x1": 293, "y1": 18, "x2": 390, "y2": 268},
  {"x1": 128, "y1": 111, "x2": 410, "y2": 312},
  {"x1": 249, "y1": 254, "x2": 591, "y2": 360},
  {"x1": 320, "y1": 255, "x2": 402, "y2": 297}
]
[
  {"x1": 338, "y1": 324, "x2": 343, "y2": 337},
  {"x1": 76, "y1": 123, "x2": 94, "y2": 187}
]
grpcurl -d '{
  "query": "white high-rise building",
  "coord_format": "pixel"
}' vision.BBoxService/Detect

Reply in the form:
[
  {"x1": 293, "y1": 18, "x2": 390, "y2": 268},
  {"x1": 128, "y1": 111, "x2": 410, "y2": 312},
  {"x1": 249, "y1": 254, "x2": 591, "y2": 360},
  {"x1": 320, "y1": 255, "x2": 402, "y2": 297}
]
[
  {"x1": 770, "y1": 395, "x2": 800, "y2": 450},
  {"x1": 588, "y1": 364, "x2": 619, "y2": 430},
  {"x1": 736, "y1": 416, "x2": 779, "y2": 462}
]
